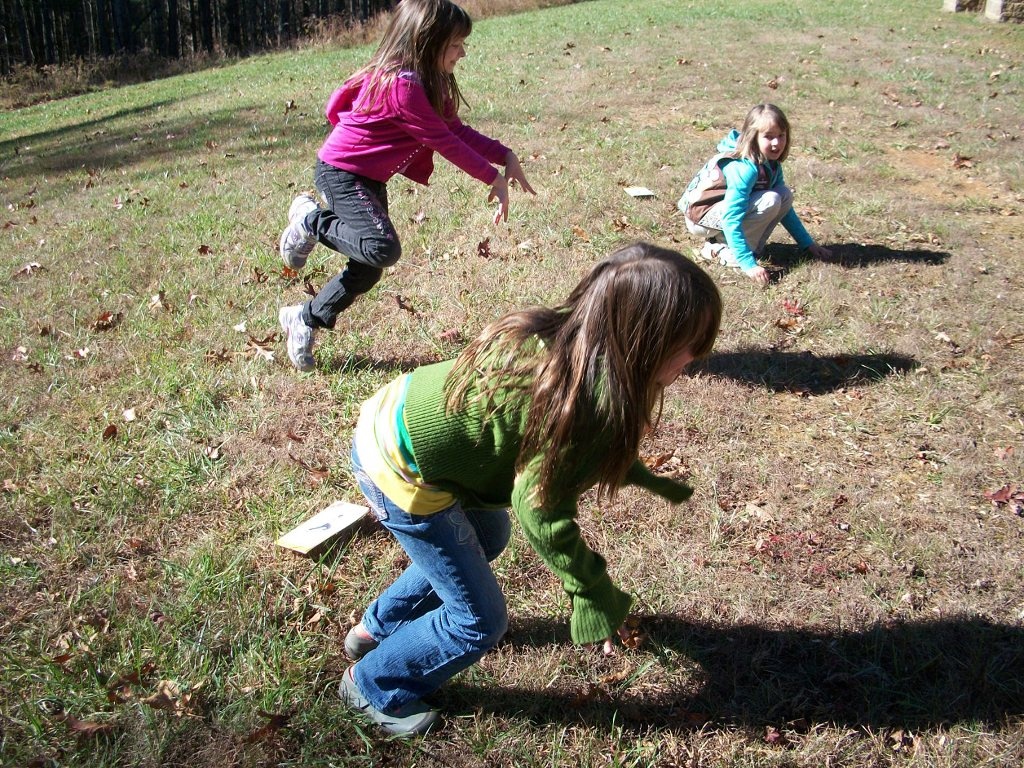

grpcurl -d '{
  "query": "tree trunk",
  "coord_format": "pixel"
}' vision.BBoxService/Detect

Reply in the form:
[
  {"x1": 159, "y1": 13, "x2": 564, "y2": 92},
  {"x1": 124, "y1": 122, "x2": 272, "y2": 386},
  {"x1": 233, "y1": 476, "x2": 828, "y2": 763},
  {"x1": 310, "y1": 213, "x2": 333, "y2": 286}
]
[
  {"x1": 198, "y1": 0, "x2": 212, "y2": 52},
  {"x1": 166, "y1": 0, "x2": 179, "y2": 57}
]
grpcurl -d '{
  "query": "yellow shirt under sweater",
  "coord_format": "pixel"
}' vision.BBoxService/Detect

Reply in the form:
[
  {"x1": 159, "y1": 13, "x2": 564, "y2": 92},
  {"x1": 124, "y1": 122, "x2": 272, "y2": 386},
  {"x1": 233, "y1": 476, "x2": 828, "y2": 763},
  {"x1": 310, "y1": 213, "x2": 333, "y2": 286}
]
[{"x1": 353, "y1": 374, "x2": 456, "y2": 515}]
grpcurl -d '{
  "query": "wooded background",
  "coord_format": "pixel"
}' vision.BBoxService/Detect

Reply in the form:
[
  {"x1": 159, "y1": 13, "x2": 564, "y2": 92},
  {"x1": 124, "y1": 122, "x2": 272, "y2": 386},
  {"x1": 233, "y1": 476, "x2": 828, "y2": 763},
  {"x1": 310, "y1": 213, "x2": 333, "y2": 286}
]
[{"x1": 0, "y1": 0, "x2": 396, "y2": 74}]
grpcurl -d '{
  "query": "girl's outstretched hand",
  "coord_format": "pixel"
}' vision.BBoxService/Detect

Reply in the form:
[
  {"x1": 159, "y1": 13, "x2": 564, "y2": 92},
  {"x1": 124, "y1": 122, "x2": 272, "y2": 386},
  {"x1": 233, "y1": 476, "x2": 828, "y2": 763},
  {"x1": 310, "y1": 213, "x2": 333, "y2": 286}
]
[
  {"x1": 488, "y1": 173, "x2": 510, "y2": 224},
  {"x1": 504, "y1": 151, "x2": 537, "y2": 197},
  {"x1": 601, "y1": 623, "x2": 635, "y2": 656},
  {"x1": 745, "y1": 265, "x2": 771, "y2": 288}
]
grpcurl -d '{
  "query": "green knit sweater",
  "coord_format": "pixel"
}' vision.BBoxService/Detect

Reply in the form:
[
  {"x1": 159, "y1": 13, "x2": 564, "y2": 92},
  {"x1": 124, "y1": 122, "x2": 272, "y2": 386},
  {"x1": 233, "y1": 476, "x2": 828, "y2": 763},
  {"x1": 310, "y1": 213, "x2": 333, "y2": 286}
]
[{"x1": 402, "y1": 358, "x2": 694, "y2": 645}]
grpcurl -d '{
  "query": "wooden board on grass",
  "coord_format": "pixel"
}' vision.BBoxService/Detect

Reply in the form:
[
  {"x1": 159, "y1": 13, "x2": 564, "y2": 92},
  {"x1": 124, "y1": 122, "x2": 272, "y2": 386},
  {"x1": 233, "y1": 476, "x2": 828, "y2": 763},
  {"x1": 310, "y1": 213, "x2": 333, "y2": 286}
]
[{"x1": 276, "y1": 500, "x2": 370, "y2": 556}]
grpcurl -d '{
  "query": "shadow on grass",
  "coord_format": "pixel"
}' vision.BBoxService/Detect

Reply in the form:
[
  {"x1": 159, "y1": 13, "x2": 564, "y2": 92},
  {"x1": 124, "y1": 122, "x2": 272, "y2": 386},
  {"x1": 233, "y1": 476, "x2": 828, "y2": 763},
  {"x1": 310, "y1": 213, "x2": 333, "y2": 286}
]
[
  {"x1": 693, "y1": 349, "x2": 918, "y2": 394},
  {"x1": 446, "y1": 615, "x2": 1024, "y2": 732},
  {"x1": 326, "y1": 352, "x2": 438, "y2": 375},
  {"x1": 767, "y1": 242, "x2": 950, "y2": 272}
]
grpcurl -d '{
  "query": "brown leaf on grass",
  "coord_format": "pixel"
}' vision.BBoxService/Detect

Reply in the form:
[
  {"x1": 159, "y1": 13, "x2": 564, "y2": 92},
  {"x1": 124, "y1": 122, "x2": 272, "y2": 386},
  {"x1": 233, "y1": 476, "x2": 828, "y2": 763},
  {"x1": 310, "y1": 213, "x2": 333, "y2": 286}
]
[
  {"x1": 247, "y1": 334, "x2": 276, "y2": 362},
  {"x1": 244, "y1": 710, "x2": 291, "y2": 743},
  {"x1": 952, "y1": 153, "x2": 974, "y2": 169},
  {"x1": 620, "y1": 615, "x2": 647, "y2": 650},
  {"x1": 641, "y1": 452, "x2": 674, "y2": 470},
  {"x1": 765, "y1": 725, "x2": 787, "y2": 745},
  {"x1": 102, "y1": 424, "x2": 117, "y2": 441},
  {"x1": 438, "y1": 327, "x2": 463, "y2": 344},
  {"x1": 281, "y1": 266, "x2": 299, "y2": 280},
  {"x1": 394, "y1": 295, "x2": 417, "y2": 314},
  {"x1": 59, "y1": 713, "x2": 116, "y2": 739},
  {"x1": 142, "y1": 680, "x2": 199, "y2": 717},
  {"x1": 205, "y1": 347, "x2": 232, "y2": 363},
  {"x1": 197, "y1": 244, "x2": 212, "y2": 255},
  {"x1": 90, "y1": 311, "x2": 123, "y2": 331},
  {"x1": 13, "y1": 261, "x2": 45, "y2": 278},
  {"x1": 246, "y1": 267, "x2": 269, "y2": 285},
  {"x1": 993, "y1": 446, "x2": 1014, "y2": 460},
  {"x1": 571, "y1": 225, "x2": 589, "y2": 241},
  {"x1": 411, "y1": 209, "x2": 428, "y2": 225},
  {"x1": 775, "y1": 316, "x2": 802, "y2": 331},
  {"x1": 148, "y1": 291, "x2": 171, "y2": 312},
  {"x1": 303, "y1": 278, "x2": 319, "y2": 297},
  {"x1": 766, "y1": 77, "x2": 779, "y2": 90},
  {"x1": 983, "y1": 484, "x2": 1024, "y2": 515},
  {"x1": 477, "y1": 237, "x2": 492, "y2": 258},
  {"x1": 288, "y1": 452, "x2": 330, "y2": 484}
]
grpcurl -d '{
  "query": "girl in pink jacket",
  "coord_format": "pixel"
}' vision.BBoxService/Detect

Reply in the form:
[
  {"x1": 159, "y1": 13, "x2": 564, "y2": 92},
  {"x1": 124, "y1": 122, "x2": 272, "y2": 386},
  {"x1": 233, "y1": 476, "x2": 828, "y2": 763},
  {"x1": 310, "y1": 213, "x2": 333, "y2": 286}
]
[{"x1": 278, "y1": 0, "x2": 535, "y2": 371}]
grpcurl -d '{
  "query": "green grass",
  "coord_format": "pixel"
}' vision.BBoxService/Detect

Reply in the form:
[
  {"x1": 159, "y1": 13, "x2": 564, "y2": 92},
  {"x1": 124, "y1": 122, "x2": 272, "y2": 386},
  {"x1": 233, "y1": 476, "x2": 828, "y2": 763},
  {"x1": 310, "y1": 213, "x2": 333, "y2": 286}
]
[{"x1": 2, "y1": 0, "x2": 1024, "y2": 765}]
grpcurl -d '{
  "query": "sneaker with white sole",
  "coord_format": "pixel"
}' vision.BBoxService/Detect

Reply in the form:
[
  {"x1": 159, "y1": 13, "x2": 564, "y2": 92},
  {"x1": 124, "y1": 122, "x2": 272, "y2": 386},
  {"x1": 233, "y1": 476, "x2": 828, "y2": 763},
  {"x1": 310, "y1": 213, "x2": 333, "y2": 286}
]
[
  {"x1": 338, "y1": 666, "x2": 439, "y2": 736},
  {"x1": 344, "y1": 623, "x2": 379, "y2": 660},
  {"x1": 279, "y1": 193, "x2": 319, "y2": 269},
  {"x1": 278, "y1": 304, "x2": 317, "y2": 372},
  {"x1": 698, "y1": 240, "x2": 741, "y2": 268}
]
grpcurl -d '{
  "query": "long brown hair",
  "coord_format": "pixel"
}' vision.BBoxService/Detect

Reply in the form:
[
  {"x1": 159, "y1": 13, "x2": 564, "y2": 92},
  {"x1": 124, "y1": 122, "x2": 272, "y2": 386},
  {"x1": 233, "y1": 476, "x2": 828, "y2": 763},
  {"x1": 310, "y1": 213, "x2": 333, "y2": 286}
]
[
  {"x1": 734, "y1": 102, "x2": 792, "y2": 164},
  {"x1": 349, "y1": 0, "x2": 472, "y2": 118},
  {"x1": 446, "y1": 242, "x2": 722, "y2": 506}
]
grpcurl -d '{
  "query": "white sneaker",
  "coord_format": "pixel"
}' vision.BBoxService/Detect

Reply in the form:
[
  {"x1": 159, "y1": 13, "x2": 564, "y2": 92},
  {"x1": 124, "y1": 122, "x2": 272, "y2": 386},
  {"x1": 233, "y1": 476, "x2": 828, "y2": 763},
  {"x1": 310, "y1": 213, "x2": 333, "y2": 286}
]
[
  {"x1": 278, "y1": 304, "x2": 317, "y2": 371},
  {"x1": 279, "y1": 193, "x2": 319, "y2": 269}
]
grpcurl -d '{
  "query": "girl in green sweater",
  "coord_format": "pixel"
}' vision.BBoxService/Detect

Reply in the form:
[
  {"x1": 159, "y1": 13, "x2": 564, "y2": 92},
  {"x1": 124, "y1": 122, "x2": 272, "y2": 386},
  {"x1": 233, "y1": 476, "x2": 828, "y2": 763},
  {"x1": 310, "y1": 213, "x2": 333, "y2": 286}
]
[{"x1": 340, "y1": 242, "x2": 723, "y2": 735}]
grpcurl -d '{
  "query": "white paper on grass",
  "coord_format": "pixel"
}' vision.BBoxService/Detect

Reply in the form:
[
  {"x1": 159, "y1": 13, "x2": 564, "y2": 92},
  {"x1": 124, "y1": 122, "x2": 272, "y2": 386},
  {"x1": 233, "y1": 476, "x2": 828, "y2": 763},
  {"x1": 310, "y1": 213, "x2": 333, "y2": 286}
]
[
  {"x1": 276, "y1": 500, "x2": 369, "y2": 555},
  {"x1": 624, "y1": 186, "x2": 656, "y2": 198}
]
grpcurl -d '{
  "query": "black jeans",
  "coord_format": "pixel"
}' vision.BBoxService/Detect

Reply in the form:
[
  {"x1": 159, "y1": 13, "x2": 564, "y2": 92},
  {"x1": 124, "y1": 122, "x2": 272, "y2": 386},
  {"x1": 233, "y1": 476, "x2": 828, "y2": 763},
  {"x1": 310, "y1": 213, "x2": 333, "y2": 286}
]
[{"x1": 301, "y1": 160, "x2": 402, "y2": 329}]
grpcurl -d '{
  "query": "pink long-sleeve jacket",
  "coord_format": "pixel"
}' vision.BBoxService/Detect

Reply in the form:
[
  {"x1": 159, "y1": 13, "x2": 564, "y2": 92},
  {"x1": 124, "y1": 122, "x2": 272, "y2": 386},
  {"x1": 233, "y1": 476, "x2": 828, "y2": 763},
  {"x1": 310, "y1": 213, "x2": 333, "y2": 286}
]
[{"x1": 317, "y1": 71, "x2": 509, "y2": 186}]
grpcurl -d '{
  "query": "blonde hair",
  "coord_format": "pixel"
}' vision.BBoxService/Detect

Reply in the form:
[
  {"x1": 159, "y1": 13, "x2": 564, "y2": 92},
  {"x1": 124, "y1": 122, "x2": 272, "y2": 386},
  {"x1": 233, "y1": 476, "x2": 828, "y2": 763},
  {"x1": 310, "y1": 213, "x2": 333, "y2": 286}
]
[
  {"x1": 734, "y1": 103, "x2": 791, "y2": 164},
  {"x1": 349, "y1": 0, "x2": 472, "y2": 118},
  {"x1": 446, "y1": 242, "x2": 722, "y2": 506}
]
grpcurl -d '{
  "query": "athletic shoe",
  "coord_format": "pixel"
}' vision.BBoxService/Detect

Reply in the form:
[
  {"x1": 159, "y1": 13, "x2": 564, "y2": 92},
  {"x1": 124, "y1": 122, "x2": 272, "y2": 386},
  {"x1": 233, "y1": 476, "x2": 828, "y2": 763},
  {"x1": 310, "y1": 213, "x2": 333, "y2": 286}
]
[
  {"x1": 279, "y1": 193, "x2": 319, "y2": 269},
  {"x1": 338, "y1": 666, "x2": 439, "y2": 736},
  {"x1": 344, "y1": 624, "x2": 379, "y2": 660},
  {"x1": 278, "y1": 304, "x2": 316, "y2": 372}
]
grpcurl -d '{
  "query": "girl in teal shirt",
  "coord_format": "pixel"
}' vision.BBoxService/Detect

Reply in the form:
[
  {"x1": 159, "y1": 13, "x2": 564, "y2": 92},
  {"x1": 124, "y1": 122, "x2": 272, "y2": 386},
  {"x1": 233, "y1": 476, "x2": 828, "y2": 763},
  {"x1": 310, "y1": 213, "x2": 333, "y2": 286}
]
[{"x1": 679, "y1": 103, "x2": 832, "y2": 287}]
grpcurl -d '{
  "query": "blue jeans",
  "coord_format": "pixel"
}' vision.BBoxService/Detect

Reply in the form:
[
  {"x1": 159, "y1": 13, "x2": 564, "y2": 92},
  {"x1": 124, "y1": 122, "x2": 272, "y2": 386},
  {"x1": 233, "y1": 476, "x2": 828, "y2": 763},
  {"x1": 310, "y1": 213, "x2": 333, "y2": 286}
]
[
  {"x1": 301, "y1": 160, "x2": 403, "y2": 329},
  {"x1": 350, "y1": 443, "x2": 511, "y2": 712}
]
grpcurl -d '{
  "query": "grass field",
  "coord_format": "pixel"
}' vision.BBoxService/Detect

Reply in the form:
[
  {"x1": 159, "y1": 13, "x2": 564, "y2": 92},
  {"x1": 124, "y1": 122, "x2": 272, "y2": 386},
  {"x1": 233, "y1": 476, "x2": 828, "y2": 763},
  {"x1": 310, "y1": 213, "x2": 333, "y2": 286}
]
[{"x1": 1, "y1": 0, "x2": 1023, "y2": 765}]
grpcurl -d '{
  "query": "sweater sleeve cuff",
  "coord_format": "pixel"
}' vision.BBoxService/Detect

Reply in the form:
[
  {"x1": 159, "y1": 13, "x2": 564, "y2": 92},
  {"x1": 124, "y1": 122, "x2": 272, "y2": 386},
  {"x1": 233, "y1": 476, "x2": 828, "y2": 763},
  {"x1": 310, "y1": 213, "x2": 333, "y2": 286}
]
[{"x1": 569, "y1": 582, "x2": 633, "y2": 645}]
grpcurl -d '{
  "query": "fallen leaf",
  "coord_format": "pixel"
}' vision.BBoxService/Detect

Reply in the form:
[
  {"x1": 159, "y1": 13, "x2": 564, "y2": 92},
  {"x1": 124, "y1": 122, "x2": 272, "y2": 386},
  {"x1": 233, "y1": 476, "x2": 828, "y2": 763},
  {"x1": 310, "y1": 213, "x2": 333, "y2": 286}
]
[
  {"x1": 148, "y1": 291, "x2": 170, "y2": 312},
  {"x1": 394, "y1": 295, "x2": 416, "y2": 314},
  {"x1": 91, "y1": 311, "x2": 123, "y2": 331},
  {"x1": 477, "y1": 237, "x2": 492, "y2": 258},
  {"x1": 13, "y1": 261, "x2": 45, "y2": 278},
  {"x1": 781, "y1": 298, "x2": 805, "y2": 316},
  {"x1": 952, "y1": 153, "x2": 974, "y2": 169},
  {"x1": 59, "y1": 714, "x2": 116, "y2": 738},
  {"x1": 205, "y1": 347, "x2": 232, "y2": 363},
  {"x1": 102, "y1": 424, "x2": 117, "y2": 441},
  {"x1": 438, "y1": 328, "x2": 463, "y2": 343},
  {"x1": 244, "y1": 710, "x2": 291, "y2": 743}
]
